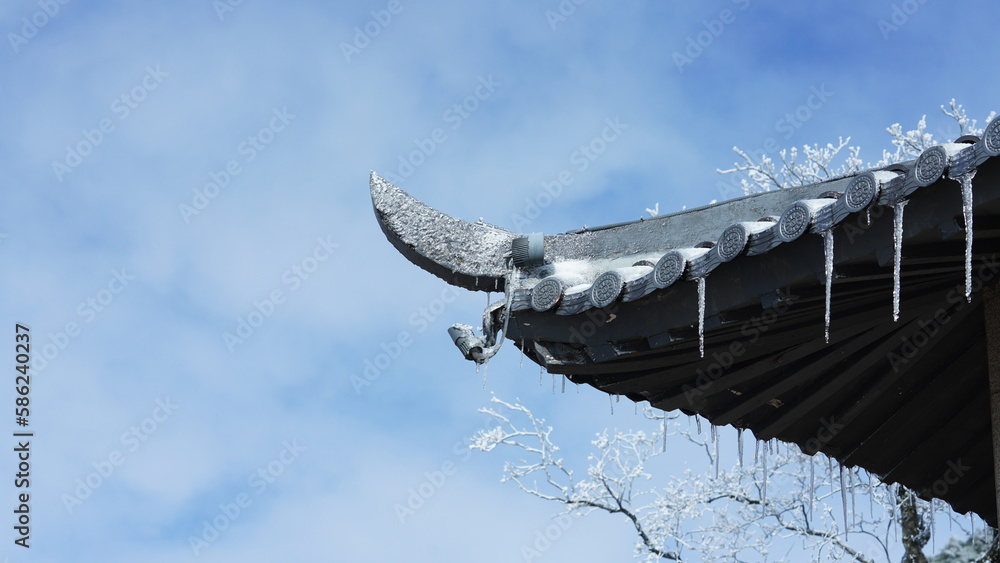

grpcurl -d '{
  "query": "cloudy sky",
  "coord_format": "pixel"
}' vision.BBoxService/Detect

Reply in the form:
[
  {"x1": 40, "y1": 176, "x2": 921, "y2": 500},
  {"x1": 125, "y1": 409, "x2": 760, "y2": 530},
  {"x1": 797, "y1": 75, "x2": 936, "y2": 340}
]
[{"x1": 1, "y1": 1, "x2": 998, "y2": 561}]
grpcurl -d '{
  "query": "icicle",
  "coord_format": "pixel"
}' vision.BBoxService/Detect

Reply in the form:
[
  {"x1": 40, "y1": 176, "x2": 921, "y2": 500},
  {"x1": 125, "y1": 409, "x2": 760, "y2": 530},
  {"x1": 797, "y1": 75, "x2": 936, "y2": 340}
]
[
  {"x1": 957, "y1": 171, "x2": 977, "y2": 302},
  {"x1": 761, "y1": 440, "x2": 768, "y2": 514},
  {"x1": 662, "y1": 417, "x2": 667, "y2": 453},
  {"x1": 712, "y1": 425, "x2": 719, "y2": 479},
  {"x1": 865, "y1": 208, "x2": 871, "y2": 226},
  {"x1": 562, "y1": 375, "x2": 566, "y2": 393},
  {"x1": 518, "y1": 342, "x2": 525, "y2": 369},
  {"x1": 737, "y1": 428, "x2": 744, "y2": 467},
  {"x1": 609, "y1": 394, "x2": 614, "y2": 415},
  {"x1": 697, "y1": 277, "x2": 706, "y2": 357},
  {"x1": 892, "y1": 488, "x2": 898, "y2": 543},
  {"x1": 754, "y1": 439, "x2": 760, "y2": 465},
  {"x1": 822, "y1": 230, "x2": 834, "y2": 343},
  {"x1": 840, "y1": 464, "x2": 848, "y2": 540},
  {"x1": 892, "y1": 201, "x2": 908, "y2": 322},
  {"x1": 552, "y1": 374, "x2": 556, "y2": 394},
  {"x1": 849, "y1": 468, "x2": 856, "y2": 526},
  {"x1": 808, "y1": 457, "x2": 815, "y2": 520},
  {"x1": 482, "y1": 358, "x2": 488, "y2": 388},
  {"x1": 539, "y1": 365, "x2": 543, "y2": 385},
  {"x1": 695, "y1": 416, "x2": 702, "y2": 435}
]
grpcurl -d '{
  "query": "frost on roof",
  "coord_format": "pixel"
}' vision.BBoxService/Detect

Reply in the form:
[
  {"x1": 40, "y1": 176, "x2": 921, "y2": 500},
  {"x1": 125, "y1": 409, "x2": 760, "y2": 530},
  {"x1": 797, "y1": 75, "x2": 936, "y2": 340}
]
[{"x1": 370, "y1": 173, "x2": 513, "y2": 284}]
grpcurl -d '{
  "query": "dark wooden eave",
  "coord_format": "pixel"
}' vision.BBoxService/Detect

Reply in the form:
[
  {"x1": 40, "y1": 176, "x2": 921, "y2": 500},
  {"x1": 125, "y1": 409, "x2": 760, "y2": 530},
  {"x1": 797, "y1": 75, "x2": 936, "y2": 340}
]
[{"x1": 507, "y1": 155, "x2": 1000, "y2": 526}]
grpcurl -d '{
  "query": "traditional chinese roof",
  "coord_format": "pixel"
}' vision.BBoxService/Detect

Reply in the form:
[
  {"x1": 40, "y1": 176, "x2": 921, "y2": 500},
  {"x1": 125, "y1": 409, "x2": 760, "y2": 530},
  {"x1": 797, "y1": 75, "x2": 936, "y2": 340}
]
[{"x1": 371, "y1": 118, "x2": 1000, "y2": 526}]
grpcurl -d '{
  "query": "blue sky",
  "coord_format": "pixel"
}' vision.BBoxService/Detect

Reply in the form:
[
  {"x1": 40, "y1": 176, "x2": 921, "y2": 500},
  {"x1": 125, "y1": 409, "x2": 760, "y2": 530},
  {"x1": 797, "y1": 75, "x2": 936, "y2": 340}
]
[{"x1": 1, "y1": 1, "x2": 998, "y2": 561}]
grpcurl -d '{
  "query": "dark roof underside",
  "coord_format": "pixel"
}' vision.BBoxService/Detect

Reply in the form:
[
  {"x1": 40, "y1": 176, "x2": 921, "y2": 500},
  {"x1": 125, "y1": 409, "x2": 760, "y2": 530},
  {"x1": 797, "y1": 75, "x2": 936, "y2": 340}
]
[{"x1": 507, "y1": 157, "x2": 1000, "y2": 526}]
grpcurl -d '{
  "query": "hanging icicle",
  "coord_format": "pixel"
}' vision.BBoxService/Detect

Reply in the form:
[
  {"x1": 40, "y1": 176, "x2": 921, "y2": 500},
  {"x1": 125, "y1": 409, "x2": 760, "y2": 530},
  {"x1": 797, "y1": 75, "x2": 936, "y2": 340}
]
[
  {"x1": 849, "y1": 468, "x2": 856, "y2": 527},
  {"x1": 840, "y1": 465, "x2": 848, "y2": 540},
  {"x1": 610, "y1": 394, "x2": 614, "y2": 415},
  {"x1": 697, "y1": 277, "x2": 707, "y2": 358},
  {"x1": 737, "y1": 428, "x2": 744, "y2": 467},
  {"x1": 760, "y1": 440, "x2": 771, "y2": 514},
  {"x1": 957, "y1": 171, "x2": 977, "y2": 302},
  {"x1": 552, "y1": 374, "x2": 556, "y2": 394},
  {"x1": 892, "y1": 201, "x2": 908, "y2": 322},
  {"x1": 695, "y1": 416, "x2": 702, "y2": 435},
  {"x1": 891, "y1": 487, "x2": 898, "y2": 543},
  {"x1": 822, "y1": 229, "x2": 835, "y2": 343},
  {"x1": 662, "y1": 417, "x2": 667, "y2": 453},
  {"x1": 562, "y1": 375, "x2": 566, "y2": 394},
  {"x1": 519, "y1": 341, "x2": 525, "y2": 369},
  {"x1": 482, "y1": 358, "x2": 489, "y2": 388},
  {"x1": 808, "y1": 457, "x2": 815, "y2": 521},
  {"x1": 761, "y1": 440, "x2": 768, "y2": 514},
  {"x1": 712, "y1": 425, "x2": 719, "y2": 479},
  {"x1": 754, "y1": 439, "x2": 760, "y2": 466}
]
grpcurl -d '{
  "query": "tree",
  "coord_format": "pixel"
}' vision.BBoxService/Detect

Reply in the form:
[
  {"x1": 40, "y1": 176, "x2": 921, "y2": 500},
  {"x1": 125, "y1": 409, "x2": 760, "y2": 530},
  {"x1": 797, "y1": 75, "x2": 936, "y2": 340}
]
[{"x1": 472, "y1": 395, "x2": 997, "y2": 562}]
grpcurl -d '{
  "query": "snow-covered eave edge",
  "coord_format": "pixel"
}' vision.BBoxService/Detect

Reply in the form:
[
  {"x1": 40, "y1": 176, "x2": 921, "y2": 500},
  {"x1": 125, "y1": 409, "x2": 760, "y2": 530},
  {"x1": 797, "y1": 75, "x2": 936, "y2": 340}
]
[
  {"x1": 371, "y1": 121, "x2": 998, "y2": 317},
  {"x1": 507, "y1": 129, "x2": 999, "y2": 318}
]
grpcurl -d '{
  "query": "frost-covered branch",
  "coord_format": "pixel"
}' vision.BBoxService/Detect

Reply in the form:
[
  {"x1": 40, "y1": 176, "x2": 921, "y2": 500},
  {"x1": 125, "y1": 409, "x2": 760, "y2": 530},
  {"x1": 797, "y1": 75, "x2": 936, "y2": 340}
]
[
  {"x1": 469, "y1": 396, "x2": 981, "y2": 562},
  {"x1": 717, "y1": 138, "x2": 862, "y2": 194},
  {"x1": 472, "y1": 394, "x2": 681, "y2": 559},
  {"x1": 719, "y1": 100, "x2": 996, "y2": 195}
]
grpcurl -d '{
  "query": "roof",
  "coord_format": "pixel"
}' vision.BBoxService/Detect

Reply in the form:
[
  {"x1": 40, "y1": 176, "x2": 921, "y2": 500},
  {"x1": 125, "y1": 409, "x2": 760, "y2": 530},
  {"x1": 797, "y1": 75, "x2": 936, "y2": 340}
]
[{"x1": 371, "y1": 118, "x2": 1000, "y2": 526}]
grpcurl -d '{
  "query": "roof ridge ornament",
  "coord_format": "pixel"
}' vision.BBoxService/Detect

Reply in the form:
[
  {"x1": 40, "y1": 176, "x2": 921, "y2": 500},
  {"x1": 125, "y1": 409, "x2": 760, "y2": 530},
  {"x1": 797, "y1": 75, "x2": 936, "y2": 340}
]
[{"x1": 369, "y1": 172, "x2": 514, "y2": 291}]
